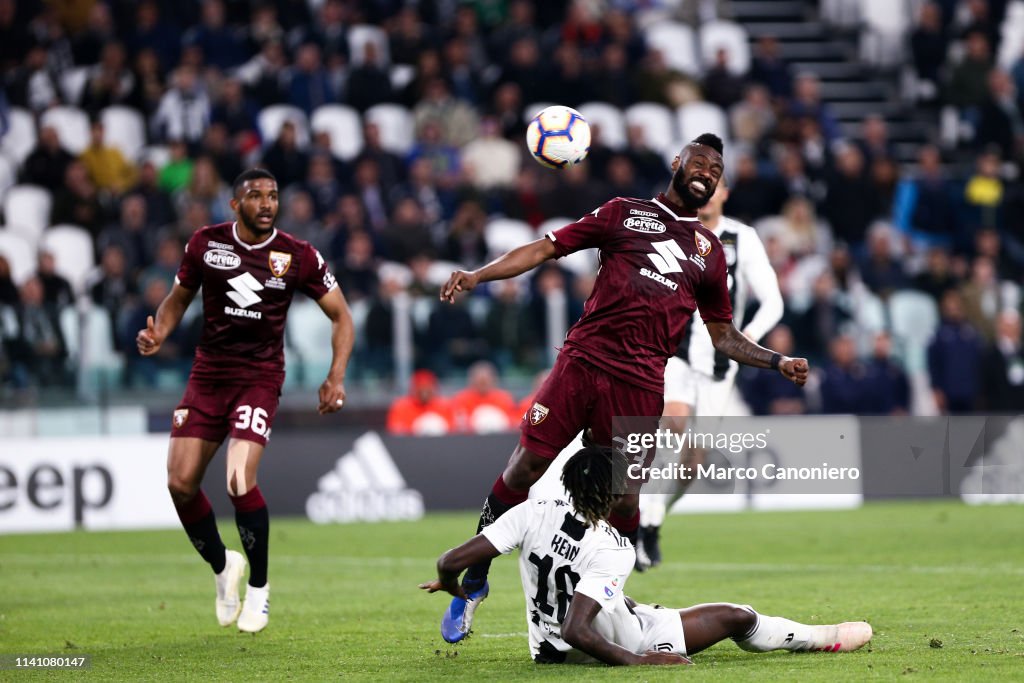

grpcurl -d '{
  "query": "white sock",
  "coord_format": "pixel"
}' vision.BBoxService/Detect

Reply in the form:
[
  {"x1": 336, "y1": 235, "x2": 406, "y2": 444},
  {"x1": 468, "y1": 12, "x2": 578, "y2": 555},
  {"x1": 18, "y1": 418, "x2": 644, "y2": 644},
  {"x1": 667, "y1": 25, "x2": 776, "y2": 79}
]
[
  {"x1": 639, "y1": 493, "x2": 670, "y2": 527},
  {"x1": 735, "y1": 606, "x2": 836, "y2": 652}
]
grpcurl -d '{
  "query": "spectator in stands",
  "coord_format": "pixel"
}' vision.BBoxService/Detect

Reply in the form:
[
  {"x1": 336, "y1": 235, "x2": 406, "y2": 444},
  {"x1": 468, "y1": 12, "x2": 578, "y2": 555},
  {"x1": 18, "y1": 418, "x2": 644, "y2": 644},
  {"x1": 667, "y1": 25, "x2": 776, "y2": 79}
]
[
  {"x1": 381, "y1": 197, "x2": 435, "y2": 263},
  {"x1": 452, "y1": 360, "x2": 518, "y2": 433},
  {"x1": 624, "y1": 124, "x2": 669, "y2": 191},
  {"x1": 444, "y1": 36, "x2": 482, "y2": 105},
  {"x1": 819, "y1": 334, "x2": 866, "y2": 414},
  {"x1": 303, "y1": 153, "x2": 344, "y2": 220},
  {"x1": 758, "y1": 195, "x2": 832, "y2": 259},
  {"x1": 495, "y1": 36, "x2": 547, "y2": 106},
  {"x1": 489, "y1": 81, "x2": 528, "y2": 141},
  {"x1": 863, "y1": 332, "x2": 910, "y2": 415},
  {"x1": 199, "y1": 123, "x2": 244, "y2": 187},
  {"x1": 413, "y1": 78, "x2": 479, "y2": 148},
  {"x1": 731, "y1": 84, "x2": 776, "y2": 150},
  {"x1": 353, "y1": 158, "x2": 389, "y2": 231},
  {"x1": 386, "y1": 369, "x2": 456, "y2": 435},
  {"x1": 20, "y1": 125, "x2": 74, "y2": 192},
  {"x1": 51, "y1": 161, "x2": 107, "y2": 238},
  {"x1": 443, "y1": 199, "x2": 488, "y2": 268},
  {"x1": 594, "y1": 42, "x2": 637, "y2": 108},
  {"x1": 461, "y1": 116, "x2": 521, "y2": 193},
  {"x1": 928, "y1": 288, "x2": 983, "y2": 413},
  {"x1": 237, "y1": 39, "x2": 288, "y2": 107},
  {"x1": 871, "y1": 153, "x2": 901, "y2": 211},
  {"x1": 823, "y1": 144, "x2": 878, "y2": 247},
  {"x1": 895, "y1": 145, "x2": 958, "y2": 243},
  {"x1": 334, "y1": 230, "x2": 378, "y2": 303},
  {"x1": 910, "y1": 2, "x2": 948, "y2": 101},
  {"x1": 975, "y1": 69, "x2": 1024, "y2": 158},
  {"x1": 81, "y1": 42, "x2": 135, "y2": 114},
  {"x1": 741, "y1": 325, "x2": 807, "y2": 415},
  {"x1": 182, "y1": 0, "x2": 247, "y2": 70},
  {"x1": 260, "y1": 120, "x2": 308, "y2": 190},
  {"x1": 88, "y1": 243, "x2": 137, "y2": 350},
  {"x1": 547, "y1": 43, "x2": 593, "y2": 109},
  {"x1": 128, "y1": 160, "x2": 176, "y2": 229},
  {"x1": 788, "y1": 73, "x2": 840, "y2": 142},
  {"x1": 724, "y1": 152, "x2": 786, "y2": 223},
  {"x1": 749, "y1": 35, "x2": 792, "y2": 99},
  {"x1": 7, "y1": 276, "x2": 71, "y2": 388},
  {"x1": 120, "y1": 276, "x2": 191, "y2": 388},
  {"x1": 0, "y1": 255, "x2": 18, "y2": 307},
  {"x1": 486, "y1": 0, "x2": 538, "y2": 65},
  {"x1": 36, "y1": 250, "x2": 73, "y2": 309},
  {"x1": 981, "y1": 309, "x2": 1024, "y2": 411},
  {"x1": 173, "y1": 156, "x2": 231, "y2": 224},
  {"x1": 127, "y1": 0, "x2": 181, "y2": 74},
  {"x1": 319, "y1": 194, "x2": 369, "y2": 263},
  {"x1": 855, "y1": 115, "x2": 895, "y2": 166},
  {"x1": 702, "y1": 48, "x2": 745, "y2": 110},
  {"x1": 0, "y1": 0, "x2": 33, "y2": 73},
  {"x1": 279, "y1": 188, "x2": 322, "y2": 244},
  {"x1": 126, "y1": 47, "x2": 166, "y2": 118},
  {"x1": 244, "y1": 2, "x2": 285, "y2": 55},
  {"x1": 484, "y1": 278, "x2": 539, "y2": 373},
  {"x1": 151, "y1": 65, "x2": 210, "y2": 149},
  {"x1": 349, "y1": 122, "x2": 402, "y2": 198},
  {"x1": 945, "y1": 30, "x2": 993, "y2": 114},
  {"x1": 962, "y1": 147, "x2": 1004, "y2": 234},
  {"x1": 422, "y1": 293, "x2": 484, "y2": 377},
  {"x1": 286, "y1": 42, "x2": 336, "y2": 116},
  {"x1": 211, "y1": 78, "x2": 258, "y2": 139},
  {"x1": 97, "y1": 193, "x2": 154, "y2": 274},
  {"x1": 539, "y1": 163, "x2": 609, "y2": 224},
  {"x1": 959, "y1": 256, "x2": 1001, "y2": 342},
  {"x1": 390, "y1": 6, "x2": 435, "y2": 67},
  {"x1": 396, "y1": 156, "x2": 455, "y2": 225},
  {"x1": 80, "y1": 119, "x2": 137, "y2": 196},
  {"x1": 6, "y1": 44, "x2": 61, "y2": 113},
  {"x1": 913, "y1": 246, "x2": 960, "y2": 302},
  {"x1": 604, "y1": 154, "x2": 646, "y2": 201},
  {"x1": 790, "y1": 270, "x2": 855, "y2": 364},
  {"x1": 289, "y1": 0, "x2": 348, "y2": 65},
  {"x1": 141, "y1": 236, "x2": 183, "y2": 290}
]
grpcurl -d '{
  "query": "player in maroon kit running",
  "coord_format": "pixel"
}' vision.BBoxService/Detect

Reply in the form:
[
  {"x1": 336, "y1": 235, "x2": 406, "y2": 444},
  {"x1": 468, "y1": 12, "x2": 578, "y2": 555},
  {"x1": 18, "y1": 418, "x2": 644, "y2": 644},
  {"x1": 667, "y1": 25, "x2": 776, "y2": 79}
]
[
  {"x1": 436, "y1": 134, "x2": 809, "y2": 643},
  {"x1": 136, "y1": 169, "x2": 354, "y2": 633}
]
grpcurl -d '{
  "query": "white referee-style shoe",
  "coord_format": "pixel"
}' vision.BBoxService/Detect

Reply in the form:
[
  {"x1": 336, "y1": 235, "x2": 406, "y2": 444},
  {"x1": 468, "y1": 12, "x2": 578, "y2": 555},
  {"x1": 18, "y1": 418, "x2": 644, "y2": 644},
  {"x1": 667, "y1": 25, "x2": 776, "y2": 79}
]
[
  {"x1": 237, "y1": 583, "x2": 270, "y2": 633},
  {"x1": 215, "y1": 550, "x2": 247, "y2": 626}
]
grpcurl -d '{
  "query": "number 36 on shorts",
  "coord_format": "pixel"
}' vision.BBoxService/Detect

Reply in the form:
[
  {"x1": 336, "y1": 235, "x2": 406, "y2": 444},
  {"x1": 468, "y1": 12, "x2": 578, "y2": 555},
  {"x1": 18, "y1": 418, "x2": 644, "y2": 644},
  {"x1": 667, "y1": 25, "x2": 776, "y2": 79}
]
[{"x1": 234, "y1": 405, "x2": 270, "y2": 436}]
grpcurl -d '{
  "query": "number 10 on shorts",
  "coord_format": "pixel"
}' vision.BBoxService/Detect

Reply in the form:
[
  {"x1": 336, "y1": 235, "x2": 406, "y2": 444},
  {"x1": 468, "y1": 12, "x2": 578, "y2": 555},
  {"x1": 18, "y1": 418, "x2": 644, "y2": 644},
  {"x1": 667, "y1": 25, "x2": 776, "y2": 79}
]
[{"x1": 234, "y1": 405, "x2": 269, "y2": 436}]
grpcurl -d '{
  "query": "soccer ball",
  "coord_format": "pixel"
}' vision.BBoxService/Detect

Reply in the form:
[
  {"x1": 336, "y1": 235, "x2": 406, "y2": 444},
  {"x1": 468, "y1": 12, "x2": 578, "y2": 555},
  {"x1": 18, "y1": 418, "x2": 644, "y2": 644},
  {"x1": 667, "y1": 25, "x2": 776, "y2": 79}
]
[{"x1": 526, "y1": 105, "x2": 591, "y2": 170}]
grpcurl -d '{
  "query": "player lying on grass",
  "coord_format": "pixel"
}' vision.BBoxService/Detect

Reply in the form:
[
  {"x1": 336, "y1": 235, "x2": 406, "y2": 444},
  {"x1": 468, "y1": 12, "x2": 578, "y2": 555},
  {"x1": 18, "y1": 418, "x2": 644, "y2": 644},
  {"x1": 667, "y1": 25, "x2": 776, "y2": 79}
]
[{"x1": 420, "y1": 446, "x2": 871, "y2": 665}]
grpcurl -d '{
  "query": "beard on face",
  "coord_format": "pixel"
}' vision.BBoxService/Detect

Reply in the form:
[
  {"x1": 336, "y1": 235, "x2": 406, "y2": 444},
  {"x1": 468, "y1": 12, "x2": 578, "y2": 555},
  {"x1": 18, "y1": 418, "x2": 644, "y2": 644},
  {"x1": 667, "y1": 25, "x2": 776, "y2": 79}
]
[
  {"x1": 672, "y1": 168, "x2": 714, "y2": 210},
  {"x1": 239, "y1": 204, "x2": 276, "y2": 235}
]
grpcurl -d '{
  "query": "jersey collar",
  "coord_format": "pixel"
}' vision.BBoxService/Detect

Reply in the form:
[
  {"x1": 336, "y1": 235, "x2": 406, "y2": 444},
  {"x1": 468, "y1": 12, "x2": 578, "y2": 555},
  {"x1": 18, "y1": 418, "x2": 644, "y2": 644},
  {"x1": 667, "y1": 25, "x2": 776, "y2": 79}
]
[
  {"x1": 232, "y1": 221, "x2": 278, "y2": 250},
  {"x1": 653, "y1": 193, "x2": 699, "y2": 222}
]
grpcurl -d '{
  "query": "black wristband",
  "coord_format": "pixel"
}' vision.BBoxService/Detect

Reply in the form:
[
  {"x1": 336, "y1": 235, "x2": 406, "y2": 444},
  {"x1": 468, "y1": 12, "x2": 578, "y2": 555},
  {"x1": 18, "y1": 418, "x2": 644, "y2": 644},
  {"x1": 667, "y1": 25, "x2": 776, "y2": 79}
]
[{"x1": 770, "y1": 352, "x2": 783, "y2": 370}]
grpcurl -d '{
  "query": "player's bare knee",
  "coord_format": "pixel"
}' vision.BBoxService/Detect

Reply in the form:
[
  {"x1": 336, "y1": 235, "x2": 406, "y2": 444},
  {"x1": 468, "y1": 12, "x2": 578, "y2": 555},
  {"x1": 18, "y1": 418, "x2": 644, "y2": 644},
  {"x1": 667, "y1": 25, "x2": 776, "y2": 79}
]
[
  {"x1": 167, "y1": 475, "x2": 198, "y2": 504},
  {"x1": 611, "y1": 494, "x2": 639, "y2": 517},
  {"x1": 504, "y1": 446, "x2": 549, "y2": 490},
  {"x1": 725, "y1": 604, "x2": 757, "y2": 635}
]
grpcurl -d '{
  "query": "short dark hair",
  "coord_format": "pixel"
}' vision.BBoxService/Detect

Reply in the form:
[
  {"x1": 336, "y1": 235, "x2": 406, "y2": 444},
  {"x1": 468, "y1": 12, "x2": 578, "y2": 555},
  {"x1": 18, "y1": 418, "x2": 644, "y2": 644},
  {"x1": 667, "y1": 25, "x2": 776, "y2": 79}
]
[
  {"x1": 691, "y1": 133, "x2": 724, "y2": 155},
  {"x1": 233, "y1": 168, "x2": 277, "y2": 197},
  {"x1": 560, "y1": 446, "x2": 628, "y2": 528}
]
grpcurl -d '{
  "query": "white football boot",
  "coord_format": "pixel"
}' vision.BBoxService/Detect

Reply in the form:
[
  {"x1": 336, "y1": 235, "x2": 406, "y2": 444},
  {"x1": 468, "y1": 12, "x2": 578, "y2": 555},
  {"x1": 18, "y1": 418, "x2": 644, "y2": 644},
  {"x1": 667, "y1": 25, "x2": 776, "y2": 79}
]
[
  {"x1": 215, "y1": 550, "x2": 247, "y2": 626},
  {"x1": 237, "y1": 583, "x2": 270, "y2": 633},
  {"x1": 809, "y1": 622, "x2": 873, "y2": 652}
]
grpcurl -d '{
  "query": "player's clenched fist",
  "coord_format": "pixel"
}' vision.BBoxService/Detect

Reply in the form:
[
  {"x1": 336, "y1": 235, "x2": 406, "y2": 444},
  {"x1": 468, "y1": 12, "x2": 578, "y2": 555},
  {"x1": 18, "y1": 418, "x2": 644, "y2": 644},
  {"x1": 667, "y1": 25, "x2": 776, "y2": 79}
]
[
  {"x1": 136, "y1": 315, "x2": 162, "y2": 356},
  {"x1": 440, "y1": 270, "x2": 480, "y2": 303},
  {"x1": 779, "y1": 357, "x2": 810, "y2": 386},
  {"x1": 317, "y1": 376, "x2": 347, "y2": 415}
]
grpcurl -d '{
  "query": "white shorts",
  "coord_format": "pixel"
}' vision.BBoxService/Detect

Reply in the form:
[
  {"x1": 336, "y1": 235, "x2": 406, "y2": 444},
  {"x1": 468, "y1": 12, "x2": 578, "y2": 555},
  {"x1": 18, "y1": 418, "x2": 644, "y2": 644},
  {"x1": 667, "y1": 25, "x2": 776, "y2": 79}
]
[
  {"x1": 589, "y1": 602, "x2": 687, "y2": 658},
  {"x1": 664, "y1": 357, "x2": 738, "y2": 416}
]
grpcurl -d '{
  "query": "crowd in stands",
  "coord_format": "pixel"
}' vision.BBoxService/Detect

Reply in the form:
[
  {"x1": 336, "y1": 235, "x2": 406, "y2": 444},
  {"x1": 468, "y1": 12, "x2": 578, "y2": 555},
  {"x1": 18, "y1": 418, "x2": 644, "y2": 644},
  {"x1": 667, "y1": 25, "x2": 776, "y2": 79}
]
[{"x1": 0, "y1": 0, "x2": 1022, "y2": 415}]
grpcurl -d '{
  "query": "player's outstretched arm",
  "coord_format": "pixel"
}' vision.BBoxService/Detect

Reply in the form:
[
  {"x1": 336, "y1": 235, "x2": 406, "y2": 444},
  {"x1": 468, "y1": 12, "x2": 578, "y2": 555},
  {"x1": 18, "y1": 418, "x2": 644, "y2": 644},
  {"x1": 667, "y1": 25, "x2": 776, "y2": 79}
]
[
  {"x1": 136, "y1": 282, "x2": 196, "y2": 356},
  {"x1": 315, "y1": 288, "x2": 354, "y2": 415},
  {"x1": 562, "y1": 594, "x2": 690, "y2": 666},
  {"x1": 705, "y1": 321, "x2": 809, "y2": 386},
  {"x1": 440, "y1": 238, "x2": 558, "y2": 303},
  {"x1": 419, "y1": 535, "x2": 501, "y2": 599}
]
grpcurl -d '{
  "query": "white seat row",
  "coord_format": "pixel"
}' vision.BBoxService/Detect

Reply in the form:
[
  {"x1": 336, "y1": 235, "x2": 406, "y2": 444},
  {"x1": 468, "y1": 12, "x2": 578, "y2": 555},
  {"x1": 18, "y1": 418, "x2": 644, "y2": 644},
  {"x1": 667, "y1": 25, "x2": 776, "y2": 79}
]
[{"x1": 644, "y1": 20, "x2": 751, "y2": 77}]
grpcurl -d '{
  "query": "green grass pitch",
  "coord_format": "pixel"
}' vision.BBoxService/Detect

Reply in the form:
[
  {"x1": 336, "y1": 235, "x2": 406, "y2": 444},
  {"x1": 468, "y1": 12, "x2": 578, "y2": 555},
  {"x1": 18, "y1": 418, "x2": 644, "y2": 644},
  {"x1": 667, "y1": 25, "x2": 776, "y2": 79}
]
[{"x1": 2, "y1": 500, "x2": 1022, "y2": 681}]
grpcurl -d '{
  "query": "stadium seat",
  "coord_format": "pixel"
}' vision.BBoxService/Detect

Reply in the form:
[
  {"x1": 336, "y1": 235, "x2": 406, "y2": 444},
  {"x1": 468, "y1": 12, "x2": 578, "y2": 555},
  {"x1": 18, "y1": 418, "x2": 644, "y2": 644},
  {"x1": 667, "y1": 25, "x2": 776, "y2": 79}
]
[
  {"x1": 0, "y1": 155, "x2": 16, "y2": 202},
  {"x1": 258, "y1": 104, "x2": 310, "y2": 149},
  {"x1": 888, "y1": 290, "x2": 939, "y2": 373},
  {"x1": 699, "y1": 20, "x2": 751, "y2": 75},
  {"x1": 3, "y1": 185, "x2": 53, "y2": 247},
  {"x1": 59, "y1": 66, "x2": 91, "y2": 105},
  {"x1": 40, "y1": 106, "x2": 91, "y2": 155},
  {"x1": 0, "y1": 230, "x2": 34, "y2": 284},
  {"x1": 577, "y1": 102, "x2": 627, "y2": 150},
  {"x1": 310, "y1": 105, "x2": 364, "y2": 161},
  {"x1": 364, "y1": 104, "x2": 414, "y2": 155},
  {"x1": 1, "y1": 107, "x2": 36, "y2": 165},
  {"x1": 138, "y1": 145, "x2": 172, "y2": 169},
  {"x1": 389, "y1": 64, "x2": 416, "y2": 91},
  {"x1": 522, "y1": 102, "x2": 557, "y2": 124},
  {"x1": 101, "y1": 106, "x2": 147, "y2": 162},
  {"x1": 676, "y1": 101, "x2": 730, "y2": 145},
  {"x1": 376, "y1": 260, "x2": 413, "y2": 288},
  {"x1": 536, "y1": 217, "x2": 573, "y2": 239},
  {"x1": 348, "y1": 24, "x2": 390, "y2": 66},
  {"x1": 40, "y1": 225, "x2": 95, "y2": 294},
  {"x1": 81, "y1": 306, "x2": 123, "y2": 389},
  {"x1": 59, "y1": 306, "x2": 81, "y2": 366},
  {"x1": 624, "y1": 103, "x2": 678, "y2": 155},
  {"x1": 644, "y1": 22, "x2": 701, "y2": 76},
  {"x1": 426, "y1": 260, "x2": 464, "y2": 288},
  {"x1": 484, "y1": 218, "x2": 534, "y2": 258},
  {"x1": 859, "y1": 0, "x2": 909, "y2": 67}
]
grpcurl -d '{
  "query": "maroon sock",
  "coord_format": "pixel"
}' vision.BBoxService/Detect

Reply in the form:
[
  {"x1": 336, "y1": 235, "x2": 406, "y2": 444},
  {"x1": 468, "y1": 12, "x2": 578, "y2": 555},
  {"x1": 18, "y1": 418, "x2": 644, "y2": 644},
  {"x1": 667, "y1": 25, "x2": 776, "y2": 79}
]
[
  {"x1": 463, "y1": 474, "x2": 528, "y2": 585},
  {"x1": 174, "y1": 490, "x2": 226, "y2": 573},
  {"x1": 230, "y1": 487, "x2": 269, "y2": 587},
  {"x1": 608, "y1": 509, "x2": 641, "y2": 547}
]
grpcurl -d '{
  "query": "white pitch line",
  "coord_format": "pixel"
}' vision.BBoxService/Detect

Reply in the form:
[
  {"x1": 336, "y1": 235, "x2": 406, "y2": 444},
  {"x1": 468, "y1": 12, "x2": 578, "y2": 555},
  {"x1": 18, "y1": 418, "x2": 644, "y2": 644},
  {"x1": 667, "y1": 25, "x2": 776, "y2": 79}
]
[{"x1": 479, "y1": 633, "x2": 528, "y2": 639}]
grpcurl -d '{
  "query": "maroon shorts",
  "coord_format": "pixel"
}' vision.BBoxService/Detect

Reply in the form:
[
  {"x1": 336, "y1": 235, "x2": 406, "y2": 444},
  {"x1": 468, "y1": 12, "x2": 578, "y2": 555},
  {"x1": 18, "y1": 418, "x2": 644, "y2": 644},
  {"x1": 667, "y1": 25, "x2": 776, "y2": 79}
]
[
  {"x1": 520, "y1": 353, "x2": 663, "y2": 460},
  {"x1": 170, "y1": 379, "x2": 281, "y2": 446}
]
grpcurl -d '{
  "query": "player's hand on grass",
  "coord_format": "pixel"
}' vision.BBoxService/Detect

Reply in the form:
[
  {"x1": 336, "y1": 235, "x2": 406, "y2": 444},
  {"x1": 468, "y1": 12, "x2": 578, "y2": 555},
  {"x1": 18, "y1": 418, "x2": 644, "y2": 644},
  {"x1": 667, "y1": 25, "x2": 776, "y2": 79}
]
[
  {"x1": 440, "y1": 270, "x2": 480, "y2": 303},
  {"x1": 778, "y1": 357, "x2": 809, "y2": 386},
  {"x1": 317, "y1": 375, "x2": 346, "y2": 415},
  {"x1": 418, "y1": 579, "x2": 468, "y2": 600},
  {"x1": 636, "y1": 651, "x2": 692, "y2": 665},
  {"x1": 136, "y1": 315, "x2": 163, "y2": 356}
]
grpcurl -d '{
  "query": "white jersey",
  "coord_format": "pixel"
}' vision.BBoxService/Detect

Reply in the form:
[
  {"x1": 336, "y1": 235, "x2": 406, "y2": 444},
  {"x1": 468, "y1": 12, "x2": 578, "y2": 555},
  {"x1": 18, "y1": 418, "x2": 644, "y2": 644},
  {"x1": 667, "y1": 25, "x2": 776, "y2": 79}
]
[
  {"x1": 676, "y1": 216, "x2": 783, "y2": 380},
  {"x1": 481, "y1": 498, "x2": 638, "y2": 662}
]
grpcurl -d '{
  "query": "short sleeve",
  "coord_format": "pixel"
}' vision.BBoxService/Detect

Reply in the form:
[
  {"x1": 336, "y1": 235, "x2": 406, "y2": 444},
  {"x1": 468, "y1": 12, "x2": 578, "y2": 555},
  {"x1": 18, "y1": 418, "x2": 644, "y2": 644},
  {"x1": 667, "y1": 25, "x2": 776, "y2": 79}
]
[
  {"x1": 175, "y1": 231, "x2": 204, "y2": 290},
  {"x1": 546, "y1": 200, "x2": 618, "y2": 257},
  {"x1": 480, "y1": 500, "x2": 536, "y2": 554},
  {"x1": 696, "y1": 237, "x2": 733, "y2": 324},
  {"x1": 573, "y1": 547, "x2": 634, "y2": 606},
  {"x1": 298, "y1": 243, "x2": 338, "y2": 300}
]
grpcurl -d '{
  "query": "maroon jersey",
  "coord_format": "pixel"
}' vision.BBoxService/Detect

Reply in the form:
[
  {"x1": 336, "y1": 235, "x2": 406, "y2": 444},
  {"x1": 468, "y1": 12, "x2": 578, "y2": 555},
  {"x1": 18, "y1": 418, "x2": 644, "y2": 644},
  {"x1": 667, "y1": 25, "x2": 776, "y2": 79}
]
[
  {"x1": 546, "y1": 193, "x2": 733, "y2": 393},
  {"x1": 176, "y1": 222, "x2": 337, "y2": 384}
]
